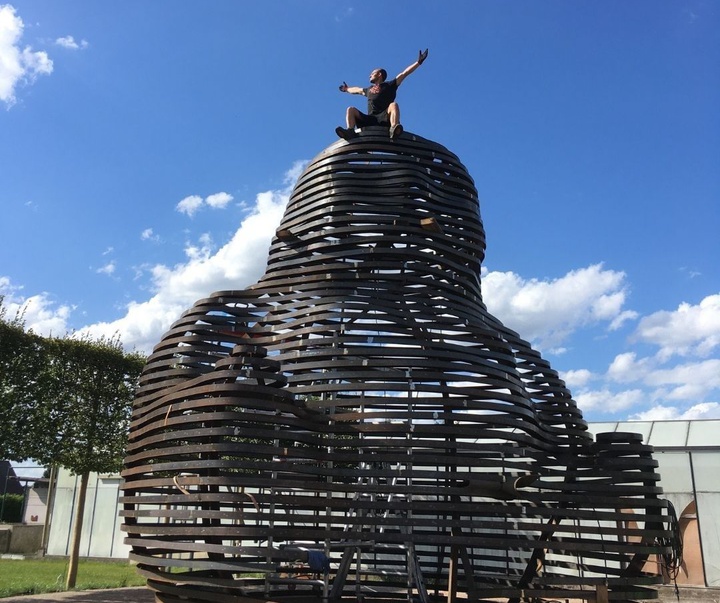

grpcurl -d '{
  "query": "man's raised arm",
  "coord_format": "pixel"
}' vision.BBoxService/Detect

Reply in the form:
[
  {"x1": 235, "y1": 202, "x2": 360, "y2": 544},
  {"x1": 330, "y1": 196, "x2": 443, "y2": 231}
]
[
  {"x1": 395, "y1": 49, "x2": 429, "y2": 87},
  {"x1": 338, "y1": 81, "x2": 365, "y2": 95}
]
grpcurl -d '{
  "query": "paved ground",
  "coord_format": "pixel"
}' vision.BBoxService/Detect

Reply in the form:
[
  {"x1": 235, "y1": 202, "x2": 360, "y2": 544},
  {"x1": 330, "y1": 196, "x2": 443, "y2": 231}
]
[
  {"x1": 1, "y1": 585, "x2": 717, "y2": 603},
  {"x1": 661, "y1": 586, "x2": 720, "y2": 603},
  {"x1": 0, "y1": 588, "x2": 154, "y2": 603}
]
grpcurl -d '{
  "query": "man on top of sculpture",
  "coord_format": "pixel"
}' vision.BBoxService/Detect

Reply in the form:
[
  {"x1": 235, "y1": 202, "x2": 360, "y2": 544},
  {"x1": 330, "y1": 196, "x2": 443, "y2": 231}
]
[{"x1": 335, "y1": 49, "x2": 429, "y2": 141}]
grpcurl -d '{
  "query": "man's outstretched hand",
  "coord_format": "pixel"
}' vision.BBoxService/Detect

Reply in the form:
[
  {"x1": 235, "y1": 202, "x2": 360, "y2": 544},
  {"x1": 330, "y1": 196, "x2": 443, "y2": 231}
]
[
  {"x1": 418, "y1": 49, "x2": 429, "y2": 65},
  {"x1": 338, "y1": 81, "x2": 348, "y2": 92}
]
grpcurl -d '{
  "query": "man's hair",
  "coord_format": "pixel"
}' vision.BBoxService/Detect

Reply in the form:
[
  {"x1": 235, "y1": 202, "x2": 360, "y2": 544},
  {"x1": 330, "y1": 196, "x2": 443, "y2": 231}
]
[{"x1": 378, "y1": 68, "x2": 387, "y2": 82}]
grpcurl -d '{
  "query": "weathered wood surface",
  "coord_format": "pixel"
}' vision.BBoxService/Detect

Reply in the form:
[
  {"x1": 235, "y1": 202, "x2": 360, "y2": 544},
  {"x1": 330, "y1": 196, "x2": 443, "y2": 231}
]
[{"x1": 121, "y1": 127, "x2": 675, "y2": 602}]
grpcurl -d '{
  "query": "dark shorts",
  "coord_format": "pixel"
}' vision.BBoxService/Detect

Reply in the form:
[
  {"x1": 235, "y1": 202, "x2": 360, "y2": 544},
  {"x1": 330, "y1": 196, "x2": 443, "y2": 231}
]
[{"x1": 356, "y1": 110, "x2": 390, "y2": 128}]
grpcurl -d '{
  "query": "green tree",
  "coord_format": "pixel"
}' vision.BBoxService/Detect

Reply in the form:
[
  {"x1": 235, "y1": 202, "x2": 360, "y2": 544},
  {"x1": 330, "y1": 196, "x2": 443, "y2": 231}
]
[
  {"x1": 0, "y1": 300, "x2": 48, "y2": 461},
  {"x1": 34, "y1": 335, "x2": 144, "y2": 474},
  {"x1": 38, "y1": 334, "x2": 145, "y2": 588},
  {"x1": 0, "y1": 299, "x2": 145, "y2": 588}
]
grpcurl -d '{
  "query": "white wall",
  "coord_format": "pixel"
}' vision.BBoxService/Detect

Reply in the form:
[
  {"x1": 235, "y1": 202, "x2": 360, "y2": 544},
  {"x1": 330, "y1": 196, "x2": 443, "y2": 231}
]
[
  {"x1": 691, "y1": 452, "x2": 720, "y2": 587},
  {"x1": 46, "y1": 469, "x2": 128, "y2": 559},
  {"x1": 22, "y1": 486, "x2": 48, "y2": 524}
]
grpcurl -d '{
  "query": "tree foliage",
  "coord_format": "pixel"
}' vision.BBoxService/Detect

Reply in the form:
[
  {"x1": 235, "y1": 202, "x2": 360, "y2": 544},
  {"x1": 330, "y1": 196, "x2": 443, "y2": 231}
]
[
  {"x1": 0, "y1": 297, "x2": 146, "y2": 475},
  {"x1": 0, "y1": 301, "x2": 48, "y2": 462},
  {"x1": 38, "y1": 335, "x2": 146, "y2": 475},
  {"x1": 0, "y1": 493, "x2": 24, "y2": 522}
]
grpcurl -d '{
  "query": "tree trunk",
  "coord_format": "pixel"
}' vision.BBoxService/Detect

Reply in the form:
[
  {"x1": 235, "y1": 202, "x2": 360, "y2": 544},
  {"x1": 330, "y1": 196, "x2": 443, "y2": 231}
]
[
  {"x1": 40, "y1": 465, "x2": 57, "y2": 554},
  {"x1": 65, "y1": 471, "x2": 89, "y2": 589}
]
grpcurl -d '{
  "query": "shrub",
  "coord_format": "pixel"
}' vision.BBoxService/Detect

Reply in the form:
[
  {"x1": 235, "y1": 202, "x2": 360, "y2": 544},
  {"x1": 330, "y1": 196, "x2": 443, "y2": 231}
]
[{"x1": 0, "y1": 493, "x2": 24, "y2": 523}]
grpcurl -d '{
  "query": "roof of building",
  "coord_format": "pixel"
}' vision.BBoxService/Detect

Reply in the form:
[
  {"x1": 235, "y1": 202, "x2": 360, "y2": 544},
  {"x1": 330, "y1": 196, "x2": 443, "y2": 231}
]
[{"x1": 588, "y1": 419, "x2": 720, "y2": 450}]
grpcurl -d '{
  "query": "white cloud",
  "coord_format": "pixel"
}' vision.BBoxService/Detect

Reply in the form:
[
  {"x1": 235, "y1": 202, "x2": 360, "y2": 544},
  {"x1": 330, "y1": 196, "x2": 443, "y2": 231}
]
[
  {"x1": 561, "y1": 368, "x2": 594, "y2": 389},
  {"x1": 634, "y1": 294, "x2": 720, "y2": 359},
  {"x1": 96, "y1": 261, "x2": 116, "y2": 276},
  {"x1": 0, "y1": 4, "x2": 53, "y2": 107},
  {"x1": 141, "y1": 228, "x2": 159, "y2": 242},
  {"x1": 552, "y1": 301, "x2": 719, "y2": 420},
  {"x1": 176, "y1": 191, "x2": 234, "y2": 216},
  {"x1": 629, "y1": 405, "x2": 677, "y2": 421},
  {"x1": 176, "y1": 194, "x2": 204, "y2": 217},
  {"x1": 183, "y1": 232, "x2": 214, "y2": 261},
  {"x1": 482, "y1": 273, "x2": 719, "y2": 421},
  {"x1": 609, "y1": 309, "x2": 638, "y2": 331},
  {"x1": 574, "y1": 388, "x2": 645, "y2": 413},
  {"x1": 27, "y1": 303, "x2": 72, "y2": 337},
  {"x1": 645, "y1": 358, "x2": 720, "y2": 401},
  {"x1": 548, "y1": 346, "x2": 567, "y2": 356},
  {"x1": 283, "y1": 160, "x2": 308, "y2": 185},
  {"x1": 482, "y1": 263, "x2": 633, "y2": 350},
  {"x1": 80, "y1": 173, "x2": 297, "y2": 352},
  {"x1": 205, "y1": 192, "x2": 233, "y2": 209},
  {"x1": 629, "y1": 402, "x2": 720, "y2": 421},
  {"x1": 607, "y1": 352, "x2": 651, "y2": 383},
  {"x1": 593, "y1": 295, "x2": 720, "y2": 418},
  {"x1": 2, "y1": 163, "x2": 303, "y2": 353},
  {"x1": 599, "y1": 351, "x2": 720, "y2": 418},
  {"x1": 682, "y1": 402, "x2": 720, "y2": 419},
  {"x1": 0, "y1": 282, "x2": 73, "y2": 337},
  {"x1": 0, "y1": 275, "x2": 13, "y2": 292},
  {"x1": 55, "y1": 35, "x2": 88, "y2": 50}
]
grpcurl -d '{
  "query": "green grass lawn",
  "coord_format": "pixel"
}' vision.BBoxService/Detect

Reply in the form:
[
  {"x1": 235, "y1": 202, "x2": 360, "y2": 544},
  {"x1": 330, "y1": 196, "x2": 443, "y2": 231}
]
[{"x1": 0, "y1": 558, "x2": 146, "y2": 598}]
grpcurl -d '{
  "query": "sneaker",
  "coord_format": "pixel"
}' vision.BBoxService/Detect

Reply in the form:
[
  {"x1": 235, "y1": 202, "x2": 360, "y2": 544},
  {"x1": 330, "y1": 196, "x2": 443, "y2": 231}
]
[
  {"x1": 335, "y1": 126, "x2": 356, "y2": 140},
  {"x1": 390, "y1": 124, "x2": 404, "y2": 139}
]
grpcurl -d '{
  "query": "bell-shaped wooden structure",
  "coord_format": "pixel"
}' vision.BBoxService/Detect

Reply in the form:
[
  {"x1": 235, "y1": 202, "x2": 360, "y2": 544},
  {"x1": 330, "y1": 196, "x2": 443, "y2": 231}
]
[{"x1": 121, "y1": 128, "x2": 677, "y2": 602}]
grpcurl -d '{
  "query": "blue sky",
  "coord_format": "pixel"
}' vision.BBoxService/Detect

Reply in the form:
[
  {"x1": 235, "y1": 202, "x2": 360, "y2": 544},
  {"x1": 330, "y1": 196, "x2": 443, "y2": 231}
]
[{"x1": 1, "y1": 0, "x2": 718, "y2": 423}]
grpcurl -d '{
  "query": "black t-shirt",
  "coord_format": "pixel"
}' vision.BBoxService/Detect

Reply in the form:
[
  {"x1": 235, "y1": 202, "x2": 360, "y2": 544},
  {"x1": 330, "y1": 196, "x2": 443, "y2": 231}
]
[{"x1": 364, "y1": 79, "x2": 398, "y2": 115}]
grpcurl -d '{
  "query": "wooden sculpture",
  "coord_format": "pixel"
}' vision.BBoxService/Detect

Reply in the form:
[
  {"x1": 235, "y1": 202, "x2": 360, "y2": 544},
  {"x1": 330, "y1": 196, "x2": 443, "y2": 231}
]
[{"x1": 121, "y1": 127, "x2": 677, "y2": 603}]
